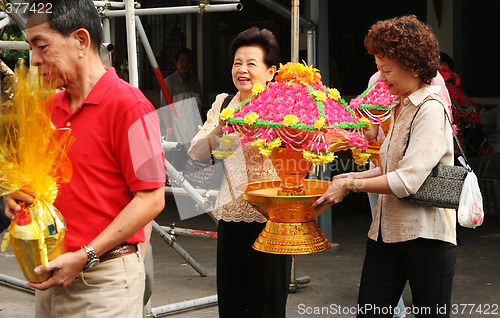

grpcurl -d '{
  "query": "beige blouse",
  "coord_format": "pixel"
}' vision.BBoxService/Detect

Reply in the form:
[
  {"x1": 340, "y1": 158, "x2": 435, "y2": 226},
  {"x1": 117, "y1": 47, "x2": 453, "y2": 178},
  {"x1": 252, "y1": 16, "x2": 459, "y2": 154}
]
[
  {"x1": 189, "y1": 92, "x2": 278, "y2": 223},
  {"x1": 369, "y1": 85, "x2": 457, "y2": 245}
]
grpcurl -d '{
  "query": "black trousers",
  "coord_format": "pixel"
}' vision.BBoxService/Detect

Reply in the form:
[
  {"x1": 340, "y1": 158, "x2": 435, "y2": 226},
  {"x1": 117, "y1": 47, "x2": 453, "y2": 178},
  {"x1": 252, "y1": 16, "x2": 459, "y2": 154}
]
[
  {"x1": 0, "y1": 206, "x2": 9, "y2": 233},
  {"x1": 217, "y1": 220, "x2": 292, "y2": 318},
  {"x1": 357, "y1": 238, "x2": 456, "y2": 318}
]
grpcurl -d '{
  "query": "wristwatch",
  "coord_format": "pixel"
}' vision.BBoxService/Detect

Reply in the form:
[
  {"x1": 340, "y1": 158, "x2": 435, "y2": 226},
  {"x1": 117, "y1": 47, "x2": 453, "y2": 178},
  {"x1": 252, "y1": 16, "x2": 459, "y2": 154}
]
[{"x1": 82, "y1": 244, "x2": 100, "y2": 269}]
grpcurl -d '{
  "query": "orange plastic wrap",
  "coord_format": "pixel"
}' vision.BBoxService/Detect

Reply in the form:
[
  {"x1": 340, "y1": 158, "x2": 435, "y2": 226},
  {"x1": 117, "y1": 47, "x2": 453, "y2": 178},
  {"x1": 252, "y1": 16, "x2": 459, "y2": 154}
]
[{"x1": 0, "y1": 61, "x2": 74, "y2": 282}]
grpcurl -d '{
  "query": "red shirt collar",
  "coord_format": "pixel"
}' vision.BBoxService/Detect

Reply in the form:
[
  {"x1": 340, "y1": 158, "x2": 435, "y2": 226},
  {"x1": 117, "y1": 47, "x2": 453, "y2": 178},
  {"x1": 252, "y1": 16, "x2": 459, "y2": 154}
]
[{"x1": 55, "y1": 67, "x2": 119, "y2": 114}]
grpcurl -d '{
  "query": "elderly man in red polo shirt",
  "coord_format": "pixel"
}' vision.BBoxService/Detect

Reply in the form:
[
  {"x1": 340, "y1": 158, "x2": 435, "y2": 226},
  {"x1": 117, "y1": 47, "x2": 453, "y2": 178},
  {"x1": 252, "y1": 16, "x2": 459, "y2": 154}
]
[{"x1": 3, "y1": 0, "x2": 166, "y2": 317}]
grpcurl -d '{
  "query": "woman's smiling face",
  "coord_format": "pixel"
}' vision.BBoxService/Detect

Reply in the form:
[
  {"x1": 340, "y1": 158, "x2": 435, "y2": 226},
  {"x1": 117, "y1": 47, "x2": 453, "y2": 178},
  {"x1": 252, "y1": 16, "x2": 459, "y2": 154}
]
[
  {"x1": 232, "y1": 45, "x2": 276, "y2": 101},
  {"x1": 375, "y1": 55, "x2": 422, "y2": 100}
]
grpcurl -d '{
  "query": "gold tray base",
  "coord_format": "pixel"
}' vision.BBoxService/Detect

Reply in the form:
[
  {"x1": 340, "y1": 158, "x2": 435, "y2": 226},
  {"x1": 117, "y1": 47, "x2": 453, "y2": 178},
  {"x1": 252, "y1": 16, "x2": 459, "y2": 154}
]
[{"x1": 252, "y1": 220, "x2": 331, "y2": 255}]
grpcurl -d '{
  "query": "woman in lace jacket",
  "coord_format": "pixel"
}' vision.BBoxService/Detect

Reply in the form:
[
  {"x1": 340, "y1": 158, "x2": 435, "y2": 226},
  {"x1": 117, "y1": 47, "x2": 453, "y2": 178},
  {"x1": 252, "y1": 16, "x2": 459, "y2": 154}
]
[
  {"x1": 189, "y1": 27, "x2": 291, "y2": 318},
  {"x1": 313, "y1": 15, "x2": 456, "y2": 317}
]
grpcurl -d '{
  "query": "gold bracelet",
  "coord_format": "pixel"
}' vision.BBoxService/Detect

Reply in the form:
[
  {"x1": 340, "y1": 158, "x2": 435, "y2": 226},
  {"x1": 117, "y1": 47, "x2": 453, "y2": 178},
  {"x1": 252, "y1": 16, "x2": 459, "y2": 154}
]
[{"x1": 350, "y1": 178, "x2": 360, "y2": 193}]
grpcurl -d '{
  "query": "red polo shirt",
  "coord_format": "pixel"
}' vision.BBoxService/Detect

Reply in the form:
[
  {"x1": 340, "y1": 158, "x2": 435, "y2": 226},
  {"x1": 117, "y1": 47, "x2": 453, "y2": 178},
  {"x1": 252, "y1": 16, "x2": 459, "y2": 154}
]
[{"x1": 51, "y1": 68, "x2": 166, "y2": 252}]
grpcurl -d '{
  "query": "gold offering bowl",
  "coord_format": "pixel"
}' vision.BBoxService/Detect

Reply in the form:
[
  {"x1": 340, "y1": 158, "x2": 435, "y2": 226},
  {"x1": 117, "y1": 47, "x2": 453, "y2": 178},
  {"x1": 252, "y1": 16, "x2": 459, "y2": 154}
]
[{"x1": 238, "y1": 148, "x2": 331, "y2": 255}]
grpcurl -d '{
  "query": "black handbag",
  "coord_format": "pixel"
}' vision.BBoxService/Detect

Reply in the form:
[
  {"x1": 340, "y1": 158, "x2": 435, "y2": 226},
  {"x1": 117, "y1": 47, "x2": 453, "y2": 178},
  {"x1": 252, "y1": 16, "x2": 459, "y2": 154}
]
[
  {"x1": 182, "y1": 95, "x2": 234, "y2": 190},
  {"x1": 399, "y1": 98, "x2": 471, "y2": 209}
]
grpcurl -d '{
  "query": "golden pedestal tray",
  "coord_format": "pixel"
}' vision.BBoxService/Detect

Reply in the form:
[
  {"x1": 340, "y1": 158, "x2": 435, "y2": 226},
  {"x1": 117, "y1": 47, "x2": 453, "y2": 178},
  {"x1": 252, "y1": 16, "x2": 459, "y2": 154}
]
[{"x1": 237, "y1": 148, "x2": 331, "y2": 255}]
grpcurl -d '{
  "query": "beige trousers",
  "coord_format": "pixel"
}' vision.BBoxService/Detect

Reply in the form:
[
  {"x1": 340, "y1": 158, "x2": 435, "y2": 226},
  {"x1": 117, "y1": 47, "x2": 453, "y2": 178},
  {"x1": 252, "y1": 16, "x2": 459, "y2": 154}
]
[{"x1": 35, "y1": 252, "x2": 145, "y2": 318}]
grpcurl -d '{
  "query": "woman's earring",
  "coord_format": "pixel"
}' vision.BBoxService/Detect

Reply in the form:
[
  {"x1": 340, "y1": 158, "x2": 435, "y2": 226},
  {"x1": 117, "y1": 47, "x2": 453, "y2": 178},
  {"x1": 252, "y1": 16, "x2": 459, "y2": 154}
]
[{"x1": 413, "y1": 73, "x2": 419, "y2": 77}]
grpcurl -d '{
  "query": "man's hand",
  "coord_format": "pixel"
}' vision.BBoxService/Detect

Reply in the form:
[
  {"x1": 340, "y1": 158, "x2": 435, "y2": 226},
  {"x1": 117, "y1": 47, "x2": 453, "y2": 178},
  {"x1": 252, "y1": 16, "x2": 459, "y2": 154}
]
[
  {"x1": 27, "y1": 249, "x2": 88, "y2": 290},
  {"x1": 4, "y1": 190, "x2": 36, "y2": 220}
]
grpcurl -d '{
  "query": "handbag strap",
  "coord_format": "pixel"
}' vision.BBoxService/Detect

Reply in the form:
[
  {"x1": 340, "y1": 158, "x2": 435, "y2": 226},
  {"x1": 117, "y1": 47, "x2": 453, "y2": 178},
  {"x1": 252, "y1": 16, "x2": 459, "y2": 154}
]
[
  {"x1": 221, "y1": 94, "x2": 234, "y2": 111},
  {"x1": 402, "y1": 97, "x2": 470, "y2": 167}
]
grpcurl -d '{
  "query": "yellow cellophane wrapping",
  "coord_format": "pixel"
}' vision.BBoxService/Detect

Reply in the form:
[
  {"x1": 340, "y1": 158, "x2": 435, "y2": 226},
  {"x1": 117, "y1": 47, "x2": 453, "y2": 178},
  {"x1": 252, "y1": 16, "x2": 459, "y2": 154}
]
[{"x1": 0, "y1": 61, "x2": 74, "y2": 282}]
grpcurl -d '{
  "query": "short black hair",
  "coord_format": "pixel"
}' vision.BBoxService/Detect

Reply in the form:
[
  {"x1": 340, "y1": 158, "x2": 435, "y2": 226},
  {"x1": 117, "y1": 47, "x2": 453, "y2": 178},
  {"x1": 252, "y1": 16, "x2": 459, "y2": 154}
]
[
  {"x1": 176, "y1": 48, "x2": 194, "y2": 62},
  {"x1": 229, "y1": 27, "x2": 280, "y2": 68},
  {"x1": 28, "y1": 0, "x2": 103, "y2": 52}
]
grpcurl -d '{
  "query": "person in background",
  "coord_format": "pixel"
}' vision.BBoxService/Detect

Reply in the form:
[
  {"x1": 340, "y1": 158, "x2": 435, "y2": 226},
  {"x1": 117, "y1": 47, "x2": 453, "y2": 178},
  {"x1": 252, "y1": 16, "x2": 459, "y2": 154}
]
[
  {"x1": 189, "y1": 27, "x2": 291, "y2": 318},
  {"x1": 314, "y1": 15, "x2": 457, "y2": 318},
  {"x1": 3, "y1": 1, "x2": 166, "y2": 317},
  {"x1": 160, "y1": 48, "x2": 202, "y2": 118},
  {"x1": 160, "y1": 48, "x2": 203, "y2": 172}
]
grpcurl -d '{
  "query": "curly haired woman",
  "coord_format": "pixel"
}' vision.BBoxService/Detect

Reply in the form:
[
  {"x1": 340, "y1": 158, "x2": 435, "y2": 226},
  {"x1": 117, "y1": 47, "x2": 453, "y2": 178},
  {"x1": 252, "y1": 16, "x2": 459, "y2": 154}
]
[{"x1": 314, "y1": 15, "x2": 456, "y2": 318}]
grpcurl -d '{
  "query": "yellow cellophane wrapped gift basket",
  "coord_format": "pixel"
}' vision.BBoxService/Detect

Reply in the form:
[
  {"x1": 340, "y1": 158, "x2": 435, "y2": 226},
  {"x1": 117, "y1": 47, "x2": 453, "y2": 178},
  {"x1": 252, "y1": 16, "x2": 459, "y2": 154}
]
[{"x1": 1, "y1": 61, "x2": 74, "y2": 282}]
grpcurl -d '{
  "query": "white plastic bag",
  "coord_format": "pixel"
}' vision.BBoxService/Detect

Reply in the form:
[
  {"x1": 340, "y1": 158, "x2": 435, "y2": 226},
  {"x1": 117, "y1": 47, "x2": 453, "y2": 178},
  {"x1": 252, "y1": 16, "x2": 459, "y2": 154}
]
[{"x1": 457, "y1": 171, "x2": 484, "y2": 228}]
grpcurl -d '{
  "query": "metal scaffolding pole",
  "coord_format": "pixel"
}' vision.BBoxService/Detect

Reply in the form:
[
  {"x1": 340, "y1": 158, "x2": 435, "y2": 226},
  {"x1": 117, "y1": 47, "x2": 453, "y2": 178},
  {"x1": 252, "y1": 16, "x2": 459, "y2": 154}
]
[
  {"x1": 135, "y1": 16, "x2": 174, "y2": 113},
  {"x1": 0, "y1": 16, "x2": 11, "y2": 29},
  {"x1": 151, "y1": 295, "x2": 218, "y2": 316},
  {"x1": 93, "y1": 1, "x2": 140, "y2": 9},
  {"x1": 0, "y1": 40, "x2": 28, "y2": 50},
  {"x1": 125, "y1": 0, "x2": 138, "y2": 87},
  {"x1": 291, "y1": 0, "x2": 299, "y2": 63},
  {"x1": 0, "y1": 274, "x2": 35, "y2": 294},
  {"x1": 102, "y1": 3, "x2": 242, "y2": 18},
  {"x1": 152, "y1": 221, "x2": 207, "y2": 277}
]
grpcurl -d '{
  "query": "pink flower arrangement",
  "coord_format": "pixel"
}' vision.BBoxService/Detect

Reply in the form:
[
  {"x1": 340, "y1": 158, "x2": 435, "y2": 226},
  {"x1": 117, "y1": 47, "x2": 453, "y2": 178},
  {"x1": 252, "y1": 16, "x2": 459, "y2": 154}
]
[
  {"x1": 349, "y1": 79, "x2": 395, "y2": 125},
  {"x1": 218, "y1": 62, "x2": 370, "y2": 165}
]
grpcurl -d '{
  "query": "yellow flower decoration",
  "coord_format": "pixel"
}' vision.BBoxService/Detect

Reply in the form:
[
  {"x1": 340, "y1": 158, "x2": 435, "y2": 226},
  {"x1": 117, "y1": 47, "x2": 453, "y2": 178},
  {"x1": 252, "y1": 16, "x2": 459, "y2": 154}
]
[
  {"x1": 321, "y1": 152, "x2": 337, "y2": 163},
  {"x1": 243, "y1": 112, "x2": 259, "y2": 125},
  {"x1": 328, "y1": 88, "x2": 341, "y2": 101},
  {"x1": 266, "y1": 137, "x2": 282, "y2": 149},
  {"x1": 259, "y1": 147, "x2": 274, "y2": 157},
  {"x1": 358, "y1": 117, "x2": 371, "y2": 130},
  {"x1": 212, "y1": 150, "x2": 230, "y2": 159},
  {"x1": 252, "y1": 83, "x2": 265, "y2": 96},
  {"x1": 251, "y1": 138, "x2": 266, "y2": 148},
  {"x1": 220, "y1": 135, "x2": 238, "y2": 147},
  {"x1": 314, "y1": 118, "x2": 325, "y2": 130},
  {"x1": 302, "y1": 150, "x2": 318, "y2": 162},
  {"x1": 312, "y1": 90, "x2": 327, "y2": 101},
  {"x1": 283, "y1": 114, "x2": 299, "y2": 127},
  {"x1": 220, "y1": 107, "x2": 234, "y2": 121},
  {"x1": 352, "y1": 150, "x2": 371, "y2": 165},
  {"x1": 312, "y1": 158, "x2": 325, "y2": 166},
  {"x1": 302, "y1": 150, "x2": 337, "y2": 165}
]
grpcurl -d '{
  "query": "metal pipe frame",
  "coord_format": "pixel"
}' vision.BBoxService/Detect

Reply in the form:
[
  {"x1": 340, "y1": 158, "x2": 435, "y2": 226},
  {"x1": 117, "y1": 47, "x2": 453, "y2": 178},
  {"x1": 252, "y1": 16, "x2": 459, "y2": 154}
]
[
  {"x1": 0, "y1": 16, "x2": 11, "y2": 29},
  {"x1": 0, "y1": 57, "x2": 13, "y2": 77},
  {"x1": 0, "y1": 273, "x2": 35, "y2": 294},
  {"x1": 162, "y1": 225, "x2": 218, "y2": 239},
  {"x1": 125, "y1": 0, "x2": 138, "y2": 87},
  {"x1": 151, "y1": 295, "x2": 218, "y2": 316},
  {"x1": 254, "y1": 0, "x2": 315, "y2": 30},
  {"x1": 102, "y1": 3, "x2": 242, "y2": 18},
  {"x1": 0, "y1": 40, "x2": 28, "y2": 50},
  {"x1": 152, "y1": 221, "x2": 207, "y2": 277},
  {"x1": 135, "y1": 16, "x2": 175, "y2": 112},
  {"x1": 164, "y1": 158, "x2": 216, "y2": 214},
  {"x1": 307, "y1": 29, "x2": 316, "y2": 66},
  {"x1": 93, "y1": 1, "x2": 140, "y2": 9},
  {"x1": 291, "y1": 0, "x2": 299, "y2": 63}
]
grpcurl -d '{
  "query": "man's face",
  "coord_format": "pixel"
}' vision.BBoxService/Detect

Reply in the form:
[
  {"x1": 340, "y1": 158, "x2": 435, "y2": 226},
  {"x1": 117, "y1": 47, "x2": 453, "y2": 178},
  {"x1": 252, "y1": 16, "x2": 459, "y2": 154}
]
[
  {"x1": 26, "y1": 13, "x2": 79, "y2": 89},
  {"x1": 175, "y1": 53, "x2": 193, "y2": 77}
]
